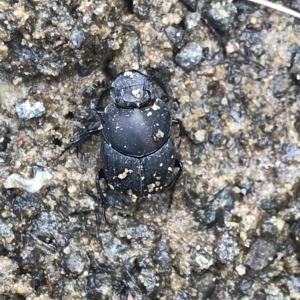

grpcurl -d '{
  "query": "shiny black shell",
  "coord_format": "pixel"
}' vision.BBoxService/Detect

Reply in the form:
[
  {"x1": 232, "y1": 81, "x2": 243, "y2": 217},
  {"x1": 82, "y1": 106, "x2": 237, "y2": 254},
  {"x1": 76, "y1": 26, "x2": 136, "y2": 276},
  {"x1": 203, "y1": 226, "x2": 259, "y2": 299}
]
[
  {"x1": 101, "y1": 99, "x2": 171, "y2": 157},
  {"x1": 100, "y1": 138, "x2": 175, "y2": 197},
  {"x1": 99, "y1": 70, "x2": 176, "y2": 199}
]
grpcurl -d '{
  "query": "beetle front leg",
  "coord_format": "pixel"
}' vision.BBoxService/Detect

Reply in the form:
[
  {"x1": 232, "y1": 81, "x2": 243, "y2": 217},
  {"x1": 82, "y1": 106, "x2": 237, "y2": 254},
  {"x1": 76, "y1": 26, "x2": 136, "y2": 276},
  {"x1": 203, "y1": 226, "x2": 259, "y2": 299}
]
[
  {"x1": 95, "y1": 88, "x2": 110, "y2": 114},
  {"x1": 95, "y1": 169, "x2": 107, "y2": 223},
  {"x1": 60, "y1": 121, "x2": 103, "y2": 157}
]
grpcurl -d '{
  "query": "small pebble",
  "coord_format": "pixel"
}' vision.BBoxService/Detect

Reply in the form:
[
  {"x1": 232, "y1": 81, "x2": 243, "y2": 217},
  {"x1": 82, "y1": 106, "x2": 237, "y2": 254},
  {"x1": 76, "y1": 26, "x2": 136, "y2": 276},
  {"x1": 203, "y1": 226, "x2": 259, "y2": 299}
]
[
  {"x1": 15, "y1": 99, "x2": 46, "y2": 120},
  {"x1": 175, "y1": 42, "x2": 202, "y2": 70}
]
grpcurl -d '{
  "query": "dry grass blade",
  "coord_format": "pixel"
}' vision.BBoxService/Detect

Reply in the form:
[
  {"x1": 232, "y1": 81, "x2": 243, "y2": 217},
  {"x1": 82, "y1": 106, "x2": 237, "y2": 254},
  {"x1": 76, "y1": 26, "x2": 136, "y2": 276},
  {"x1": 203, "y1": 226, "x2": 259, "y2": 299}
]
[{"x1": 247, "y1": 0, "x2": 300, "y2": 19}]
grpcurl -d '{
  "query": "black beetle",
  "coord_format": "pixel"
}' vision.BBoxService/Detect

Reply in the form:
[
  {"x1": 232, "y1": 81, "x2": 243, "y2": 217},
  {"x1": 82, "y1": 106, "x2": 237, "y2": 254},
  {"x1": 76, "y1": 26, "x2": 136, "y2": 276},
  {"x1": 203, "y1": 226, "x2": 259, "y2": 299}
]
[{"x1": 63, "y1": 70, "x2": 189, "y2": 220}]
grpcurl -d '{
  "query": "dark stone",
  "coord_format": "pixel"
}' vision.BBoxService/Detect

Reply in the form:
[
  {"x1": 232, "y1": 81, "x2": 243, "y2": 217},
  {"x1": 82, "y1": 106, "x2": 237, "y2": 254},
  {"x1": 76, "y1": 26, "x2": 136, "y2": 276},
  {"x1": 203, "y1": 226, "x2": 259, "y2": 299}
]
[
  {"x1": 291, "y1": 52, "x2": 300, "y2": 84},
  {"x1": 86, "y1": 272, "x2": 114, "y2": 299},
  {"x1": 260, "y1": 198, "x2": 279, "y2": 211},
  {"x1": 29, "y1": 212, "x2": 61, "y2": 241},
  {"x1": 252, "y1": 290, "x2": 267, "y2": 300},
  {"x1": 5, "y1": 37, "x2": 64, "y2": 77},
  {"x1": 190, "y1": 272, "x2": 215, "y2": 299},
  {"x1": 202, "y1": 185, "x2": 237, "y2": 227},
  {"x1": 272, "y1": 75, "x2": 292, "y2": 98},
  {"x1": 12, "y1": 191, "x2": 41, "y2": 219},
  {"x1": 154, "y1": 239, "x2": 173, "y2": 272},
  {"x1": 100, "y1": 232, "x2": 129, "y2": 262},
  {"x1": 175, "y1": 42, "x2": 202, "y2": 69},
  {"x1": 239, "y1": 278, "x2": 253, "y2": 295},
  {"x1": 70, "y1": 30, "x2": 85, "y2": 49},
  {"x1": 164, "y1": 26, "x2": 185, "y2": 46},
  {"x1": 77, "y1": 60, "x2": 98, "y2": 77},
  {"x1": 205, "y1": 0, "x2": 237, "y2": 31},
  {"x1": 256, "y1": 136, "x2": 271, "y2": 149},
  {"x1": 0, "y1": 152, "x2": 11, "y2": 166},
  {"x1": 30, "y1": 164, "x2": 45, "y2": 178},
  {"x1": 133, "y1": 0, "x2": 152, "y2": 19},
  {"x1": 246, "y1": 238, "x2": 277, "y2": 270},
  {"x1": 16, "y1": 236, "x2": 41, "y2": 268},
  {"x1": 281, "y1": 144, "x2": 300, "y2": 164},
  {"x1": 176, "y1": 291, "x2": 191, "y2": 300},
  {"x1": 214, "y1": 230, "x2": 239, "y2": 262},
  {"x1": 208, "y1": 129, "x2": 224, "y2": 146},
  {"x1": 205, "y1": 111, "x2": 221, "y2": 122},
  {"x1": 62, "y1": 252, "x2": 87, "y2": 277},
  {"x1": 45, "y1": 26, "x2": 61, "y2": 42},
  {"x1": 209, "y1": 280, "x2": 230, "y2": 299}
]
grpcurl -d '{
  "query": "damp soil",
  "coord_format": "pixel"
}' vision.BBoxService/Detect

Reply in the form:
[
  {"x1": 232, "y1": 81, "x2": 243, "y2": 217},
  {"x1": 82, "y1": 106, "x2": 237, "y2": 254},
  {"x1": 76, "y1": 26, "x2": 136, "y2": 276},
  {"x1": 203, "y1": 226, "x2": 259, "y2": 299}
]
[{"x1": 0, "y1": 0, "x2": 300, "y2": 299}]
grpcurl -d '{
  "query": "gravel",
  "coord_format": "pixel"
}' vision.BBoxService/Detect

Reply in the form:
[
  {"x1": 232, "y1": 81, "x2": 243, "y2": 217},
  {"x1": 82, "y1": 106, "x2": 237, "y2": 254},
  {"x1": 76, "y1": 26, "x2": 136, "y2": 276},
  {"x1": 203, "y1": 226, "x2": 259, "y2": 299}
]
[{"x1": 0, "y1": 0, "x2": 300, "y2": 299}]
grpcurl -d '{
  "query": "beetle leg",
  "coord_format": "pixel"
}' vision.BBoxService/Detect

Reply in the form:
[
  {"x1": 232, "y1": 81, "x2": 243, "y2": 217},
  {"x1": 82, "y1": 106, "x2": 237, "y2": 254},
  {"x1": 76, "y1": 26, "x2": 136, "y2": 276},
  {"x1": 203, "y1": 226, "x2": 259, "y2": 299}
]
[
  {"x1": 179, "y1": 0, "x2": 197, "y2": 12},
  {"x1": 93, "y1": 80, "x2": 106, "y2": 89},
  {"x1": 95, "y1": 169, "x2": 107, "y2": 223},
  {"x1": 146, "y1": 68, "x2": 171, "y2": 103},
  {"x1": 172, "y1": 118, "x2": 198, "y2": 144},
  {"x1": 149, "y1": 69, "x2": 169, "y2": 97},
  {"x1": 201, "y1": 16, "x2": 227, "y2": 55},
  {"x1": 60, "y1": 121, "x2": 103, "y2": 157},
  {"x1": 166, "y1": 159, "x2": 183, "y2": 208},
  {"x1": 95, "y1": 88, "x2": 110, "y2": 114}
]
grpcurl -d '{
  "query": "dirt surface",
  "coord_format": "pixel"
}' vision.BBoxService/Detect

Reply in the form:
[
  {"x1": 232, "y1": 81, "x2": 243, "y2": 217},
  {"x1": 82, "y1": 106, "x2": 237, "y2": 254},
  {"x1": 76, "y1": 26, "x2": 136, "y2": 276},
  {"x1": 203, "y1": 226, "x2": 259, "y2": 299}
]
[{"x1": 0, "y1": 0, "x2": 300, "y2": 299}]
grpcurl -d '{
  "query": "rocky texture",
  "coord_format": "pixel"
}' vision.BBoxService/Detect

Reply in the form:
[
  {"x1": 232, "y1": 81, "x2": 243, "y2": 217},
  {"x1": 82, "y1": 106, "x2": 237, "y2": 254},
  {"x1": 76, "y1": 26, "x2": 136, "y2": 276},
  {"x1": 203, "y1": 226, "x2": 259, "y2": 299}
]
[{"x1": 0, "y1": 0, "x2": 300, "y2": 299}]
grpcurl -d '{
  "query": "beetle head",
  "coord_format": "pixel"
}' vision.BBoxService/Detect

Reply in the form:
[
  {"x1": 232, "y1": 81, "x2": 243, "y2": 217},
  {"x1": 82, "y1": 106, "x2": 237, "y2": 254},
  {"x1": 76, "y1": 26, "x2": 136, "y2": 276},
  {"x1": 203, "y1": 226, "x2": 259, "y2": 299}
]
[{"x1": 110, "y1": 70, "x2": 153, "y2": 108}]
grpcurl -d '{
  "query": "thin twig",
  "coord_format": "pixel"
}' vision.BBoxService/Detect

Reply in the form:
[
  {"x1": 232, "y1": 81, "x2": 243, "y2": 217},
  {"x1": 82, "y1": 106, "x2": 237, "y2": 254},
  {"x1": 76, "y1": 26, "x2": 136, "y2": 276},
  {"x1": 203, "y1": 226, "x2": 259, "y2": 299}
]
[{"x1": 247, "y1": 0, "x2": 300, "y2": 19}]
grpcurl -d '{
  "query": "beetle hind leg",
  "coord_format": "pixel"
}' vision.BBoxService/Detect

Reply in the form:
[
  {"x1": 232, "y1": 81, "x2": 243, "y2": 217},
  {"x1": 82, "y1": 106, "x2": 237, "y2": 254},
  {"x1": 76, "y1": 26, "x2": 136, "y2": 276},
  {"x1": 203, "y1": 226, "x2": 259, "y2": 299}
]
[
  {"x1": 166, "y1": 159, "x2": 183, "y2": 208},
  {"x1": 95, "y1": 169, "x2": 107, "y2": 223}
]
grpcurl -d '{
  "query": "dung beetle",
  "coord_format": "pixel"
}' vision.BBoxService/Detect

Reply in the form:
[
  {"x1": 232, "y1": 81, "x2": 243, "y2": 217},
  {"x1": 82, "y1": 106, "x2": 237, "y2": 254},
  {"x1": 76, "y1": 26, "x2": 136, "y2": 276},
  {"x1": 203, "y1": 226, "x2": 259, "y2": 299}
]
[{"x1": 63, "y1": 70, "x2": 190, "y2": 221}]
